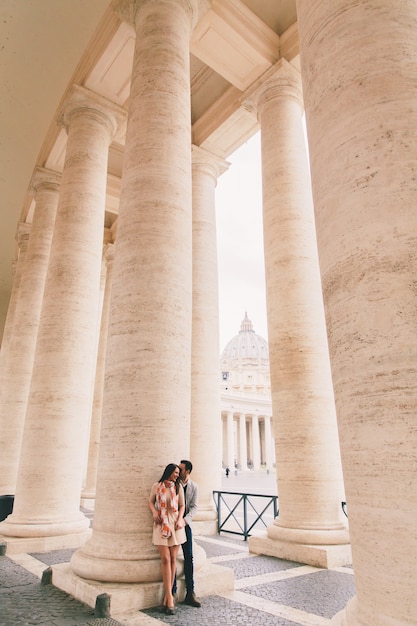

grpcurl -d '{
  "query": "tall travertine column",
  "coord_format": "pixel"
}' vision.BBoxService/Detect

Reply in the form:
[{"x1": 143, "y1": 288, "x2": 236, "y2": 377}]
[
  {"x1": 297, "y1": 1, "x2": 417, "y2": 623},
  {"x1": 0, "y1": 224, "x2": 30, "y2": 369},
  {"x1": 71, "y1": 0, "x2": 198, "y2": 582},
  {"x1": 239, "y1": 413, "x2": 247, "y2": 470},
  {"x1": 251, "y1": 414, "x2": 260, "y2": 470},
  {"x1": 0, "y1": 168, "x2": 60, "y2": 495},
  {"x1": 191, "y1": 145, "x2": 227, "y2": 533},
  {"x1": 0, "y1": 262, "x2": 17, "y2": 353},
  {"x1": 226, "y1": 411, "x2": 234, "y2": 470},
  {"x1": 248, "y1": 60, "x2": 350, "y2": 568},
  {"x1": 0, "y1": 86, "x2": 124, "y2": 542},
  {"x1": 82, "y1": 243, "x2": 115, "y2": 503},
  {"x1": 263, "y1": 415, "x2": 273, "y2": 468}
]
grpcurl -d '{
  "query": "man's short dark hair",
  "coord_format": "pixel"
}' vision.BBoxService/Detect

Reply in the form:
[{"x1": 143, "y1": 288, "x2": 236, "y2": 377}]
[{"x1": 180, "y1": 459, "x2": 193, "y2": 473}]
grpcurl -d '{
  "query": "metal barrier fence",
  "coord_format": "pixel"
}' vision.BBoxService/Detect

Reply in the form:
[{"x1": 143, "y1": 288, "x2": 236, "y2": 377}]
[
  {"x1": 213, "y1": 490, "x2": 278, "y2": 540},
  {"x1": 213, "y1": 491, "x2": 349, "y2": 540}
]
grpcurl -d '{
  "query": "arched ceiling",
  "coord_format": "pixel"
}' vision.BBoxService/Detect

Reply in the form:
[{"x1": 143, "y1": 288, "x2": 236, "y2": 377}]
[{"x1": 0, "y1": 0, "x2": 297, "y2": 331}]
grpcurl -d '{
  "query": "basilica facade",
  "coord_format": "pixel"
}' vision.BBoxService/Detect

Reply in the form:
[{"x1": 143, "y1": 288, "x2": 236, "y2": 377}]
[{"x1": 220, "y1": 313, "x2": 274, "y2": 471}]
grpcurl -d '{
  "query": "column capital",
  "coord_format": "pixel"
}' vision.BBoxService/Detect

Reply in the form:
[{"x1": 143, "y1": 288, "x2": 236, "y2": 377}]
[
  {"x1": 103, "y1": 242, "x2": 115, "y2": 266},
  {"x1": 192, "y1": 145, "x2": 230, "y2": 181},
  {"x1": 29, "y1": 167, "x2": 61, "y2": 195},
  {"x1": 15, "y1": 222, "x2": 31, "y2": 251},
  {"x1": 103, "y1": 227, "x2": 113, "y2": 247},
  {"x1": 252, "y1": 58, "x2": 304, "y2": 114},
  {"x1": 16, "y1": 221, "x2": 31, "y2": 241},
  {"x1": 115, "y1": 0, "x2": 199, "y2": 29},
  {"x1": 58, "y1": 84, "x2": 127, "y2": 142}
]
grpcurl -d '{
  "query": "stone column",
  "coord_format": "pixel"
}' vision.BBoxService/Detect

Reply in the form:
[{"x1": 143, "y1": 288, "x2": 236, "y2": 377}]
[
  {"x1": 297, "y1": 1, "x2": 417, "y2": 623},
  {"x1": 0, "y1": 262, "x2": 16, "y2": 352},
  {"x1": 190, "y1": 145, "x2": 228, "y2": 533},
  {"x1": 0, "y1": 86, "x2": 124, "y2": 543},
  {"x1": 71, "y1": 0, "x2": 198, "y2": 583},
  {"x1": 82, "y1": 243, "x2": 115, "y2": 504},
  {"x1": 226, "y1": 411, "x2": 235, "y2": 470},
  {"x1": 251, "y1": 413, "x2": 261, "y2": 470},
  {"x1": 0, "y1": 224, "x2": 30, "y2": 367},
  {"x1": 221, "y1": 413, "x2": 227, "y2": 464},
  {"x1": 239, "y1": 412, "x2": 247, "y2": 470},
  {"x1": 248, "y1": 60, "x2": 350, "y2": 568},
  {"x1": 0, "y1": 263, "x2": 16, "y2": 355},
  {"x1": 0, "y1": 168, "x2": 60, "y2": 495},
  {"x1": 263, "y1": 415, "x2": 273, "y2": 469}
]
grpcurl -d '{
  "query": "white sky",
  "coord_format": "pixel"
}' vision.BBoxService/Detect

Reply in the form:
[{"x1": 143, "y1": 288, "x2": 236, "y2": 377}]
[{"x1": 215, "y1": 131, "x2": 268, "y2": 352}]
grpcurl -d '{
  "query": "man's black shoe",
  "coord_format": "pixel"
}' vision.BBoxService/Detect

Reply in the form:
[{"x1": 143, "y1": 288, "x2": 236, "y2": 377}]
[{"x1": 184, "y1": 591, "x2": 201, "y2": 607}]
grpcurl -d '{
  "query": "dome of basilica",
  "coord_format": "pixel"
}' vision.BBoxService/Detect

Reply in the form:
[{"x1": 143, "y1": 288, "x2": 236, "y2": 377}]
[{"x1": 221, "y1": 312, "x2": 269, "y2": 367}]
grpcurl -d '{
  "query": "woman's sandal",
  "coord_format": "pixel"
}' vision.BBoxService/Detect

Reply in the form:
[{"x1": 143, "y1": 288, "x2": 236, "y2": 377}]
[{"x1": 161, "y1": 594, "x2": 175, "y2": 614}]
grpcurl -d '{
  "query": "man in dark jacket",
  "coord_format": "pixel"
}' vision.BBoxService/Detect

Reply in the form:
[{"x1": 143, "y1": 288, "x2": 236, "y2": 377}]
[{"x1": 173, "y1": 459, "x2": 201, "y2": 607}]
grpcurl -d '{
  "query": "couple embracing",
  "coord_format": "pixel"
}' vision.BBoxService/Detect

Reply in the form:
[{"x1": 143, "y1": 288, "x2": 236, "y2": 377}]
[{"x1": 149, "y1": 459, "x2": 201, "y2": 615}]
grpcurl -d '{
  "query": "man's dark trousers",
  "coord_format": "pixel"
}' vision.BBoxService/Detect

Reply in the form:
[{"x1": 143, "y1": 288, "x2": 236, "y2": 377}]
[{"x1": 173, "y1": 524, "x2": 194, "y2": 594}]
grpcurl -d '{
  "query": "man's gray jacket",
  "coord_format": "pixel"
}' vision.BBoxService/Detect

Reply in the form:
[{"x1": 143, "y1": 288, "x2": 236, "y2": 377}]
[{"x1": 183, "y1": 478, "x2": 198, "y2": 528}]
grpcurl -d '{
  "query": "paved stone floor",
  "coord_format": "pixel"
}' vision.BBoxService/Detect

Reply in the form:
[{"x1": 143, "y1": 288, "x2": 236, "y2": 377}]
[{"x1": 0, "y1": 532, "x2": 355, "y2": 626}]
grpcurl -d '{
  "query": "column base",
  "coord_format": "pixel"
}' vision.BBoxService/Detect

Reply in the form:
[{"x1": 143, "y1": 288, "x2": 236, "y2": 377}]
[
  {"x1": 51, "y1": 560, "x2": 234, "y2": 615},
  {"x1": 193, "y1": 519, "x2": 218, "y2": 535},
  {"x1": 70, "y1": 538, "x2": 209, "y2": 582},
  {"x1": 330, "y1": 609, "x2": 346, "y2": 625},
  {"x1": 248, "y1": 533, "x2": 352, "y2": 569},
  {"x1": 192, "y1": 506, "x2": 218, "y2": 536},
  {"x1": 329, "y1": 596, "x2": 358, "y2": 625},
  {"x1": 0, "y1": 512, "x2": 91, "y2": 538},
  {"x1": 0, "y1": 528, "x2": 92, "y2": 555},
  {"x1": 80, "y1": 497, "x2": 95, "y2": 510}
]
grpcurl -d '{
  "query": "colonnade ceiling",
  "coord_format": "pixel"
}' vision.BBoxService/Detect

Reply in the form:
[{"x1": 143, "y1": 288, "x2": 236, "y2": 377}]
[{"x1": 0, "y1": 0, "x2": 297, "y2": 307}]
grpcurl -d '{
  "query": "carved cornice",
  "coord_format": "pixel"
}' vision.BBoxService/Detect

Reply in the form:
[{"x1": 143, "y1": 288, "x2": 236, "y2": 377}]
[
  {"x1": 192, "y1": 57, "x2": 301, "y2": 150},
  {"x1": 36, "y1": 6, "x2": 121, "y2": 168}
]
